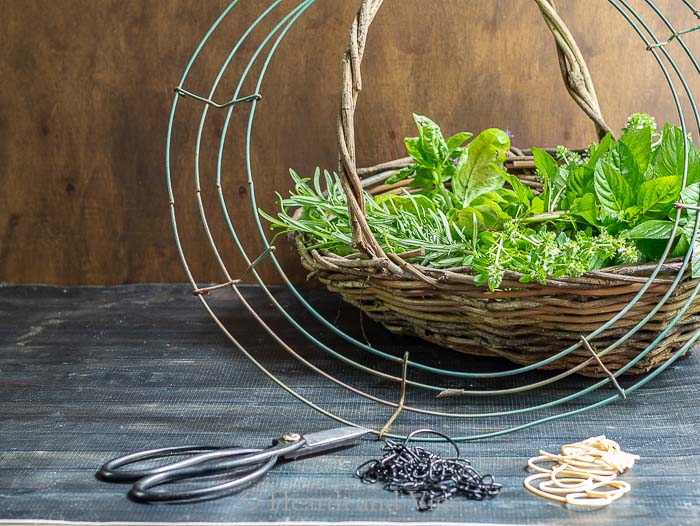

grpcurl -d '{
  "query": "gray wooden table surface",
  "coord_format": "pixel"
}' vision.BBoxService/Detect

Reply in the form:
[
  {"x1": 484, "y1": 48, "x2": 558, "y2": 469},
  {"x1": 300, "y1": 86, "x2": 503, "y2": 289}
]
[{"x1": 1, "y1": 284, "x2": 699, "y2": 526}]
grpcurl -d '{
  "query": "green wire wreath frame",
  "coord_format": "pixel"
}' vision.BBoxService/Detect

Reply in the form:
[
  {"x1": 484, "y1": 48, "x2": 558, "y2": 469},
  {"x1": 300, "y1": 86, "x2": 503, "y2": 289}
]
[{"x1": 166, "y1": 0, "x2": 700, "y2": 441}]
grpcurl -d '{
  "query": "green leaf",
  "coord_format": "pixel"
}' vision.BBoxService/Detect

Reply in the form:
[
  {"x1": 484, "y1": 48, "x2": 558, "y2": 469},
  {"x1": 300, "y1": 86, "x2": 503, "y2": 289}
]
[
  {"x1": 635, "y1": 239, "x2": 670, "y2": 260},
  {"x1": 446, "y1": 131, "x2": 473, "y2": 154},
  {"x1": 637, "y1": 175, "x2": 681, "y2": 217},
  {"x1": 385, "y1": 165, "x2": 415, "y2": 185},
  {"x1": 533, "y1": 147, "x2": 568, "y2": 211},
  {"x1": 409, "y1": 166, "x2": 436, "y2": 188},
  {"x1": 552, "y1": 167, "x2": 569, "y2": 209},
  {"x1": 610, "y1": 140, "x2": 642, "y2": 189},
  {"x1": 643, "y1": 164, "x2": 661, "y2": 181},
  {"x1": 452, "y1": 203, "x2": 509, "y2": 235},
  {"x1": 441, "y1": 163, "x2": 457, "y2": 183},
  {"x1": 653, "y1": 123, "x2": 700, "y2": 183},
  {"x1": 623, "y1": 206, "x2": 642, "y2": 224},
  {"x1": 619, "y1": 125, "x2": 652, "y2": 175},
  {"x1": 624, "y1": 219, "x2": 676, "y2": 240},
  {"x1": 692, "y1": 240, "x2": 700, "y2": 278},
  {"x1": 453, "y1": 128, "x2": 510, "y2": 207},
  {"x1": 671, "y1": 232, "x2": 690, "y2": 258},
  {"x1": 470, "y1": 190, "x2": 507, "y2": 206},
  {"x1": 495, "y1": 188, "x2": 529, "y2": 218},
  {"x1": 566, "y1": 166, "x2": 595, "y2": 201},
  {"x1": 587, "y1": 133, "x2": 614, "y2": 169},
  {"x1": 531, "y1": 196, "x2": 545, "y2": 215},
  {"x1": 570, "y1": 193, "x2": 598, "y2": 226},
  {"x1": 532, "y1": 147, "x2": 559, "y2": 184},
  {"x1": 498, "y1": 169, "x2": 534, "y2": 206},
  {"x1": 594, "y1": 160, "x2": 634, "y2": 218},
  {"x1": 413, "y1": 114, "x2": 448, "y2": 165},
  {"x1": 680, "y1": 182, "x2": 700, "y2": 221},
  {"x1": 404, "y1": 137, "x2": 430, "y2": 166}
]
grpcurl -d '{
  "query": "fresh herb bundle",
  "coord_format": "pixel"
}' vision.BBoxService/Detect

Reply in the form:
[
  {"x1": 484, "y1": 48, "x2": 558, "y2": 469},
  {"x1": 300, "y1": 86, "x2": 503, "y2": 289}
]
[{"x1": 261, "y1": 113, "x2": 700, "y2": 291}]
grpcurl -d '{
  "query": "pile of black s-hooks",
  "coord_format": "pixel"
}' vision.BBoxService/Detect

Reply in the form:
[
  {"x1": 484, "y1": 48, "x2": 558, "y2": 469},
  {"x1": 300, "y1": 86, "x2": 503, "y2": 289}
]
[{"x1": 355, "y1": 429, "x2": 501, "y2": 511}]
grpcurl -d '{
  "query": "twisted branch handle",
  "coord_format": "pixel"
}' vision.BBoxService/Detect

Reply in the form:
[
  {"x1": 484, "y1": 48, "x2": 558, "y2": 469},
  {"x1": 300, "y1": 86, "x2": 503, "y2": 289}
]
[{"x1": 336, "y1": 0, "x2": 613, "y2": 258}]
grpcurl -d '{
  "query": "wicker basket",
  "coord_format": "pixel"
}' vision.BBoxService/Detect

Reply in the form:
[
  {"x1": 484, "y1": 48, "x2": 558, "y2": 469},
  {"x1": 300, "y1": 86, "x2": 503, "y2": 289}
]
[{"x1": 293, "y1": 0, "x2": 700, "y2": 377}]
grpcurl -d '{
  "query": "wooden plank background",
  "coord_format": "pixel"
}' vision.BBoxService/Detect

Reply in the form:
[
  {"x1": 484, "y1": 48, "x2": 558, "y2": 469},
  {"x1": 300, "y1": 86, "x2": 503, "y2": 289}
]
[{"x1": 0, "y1": 0, "x2": 698, "y2": 285}]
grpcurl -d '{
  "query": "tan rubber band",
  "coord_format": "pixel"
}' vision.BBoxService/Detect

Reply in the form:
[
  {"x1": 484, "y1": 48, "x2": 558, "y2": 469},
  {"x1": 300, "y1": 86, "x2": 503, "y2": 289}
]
[{"x1": 524, "y1": 436, "x2": 638, "y2": 508}]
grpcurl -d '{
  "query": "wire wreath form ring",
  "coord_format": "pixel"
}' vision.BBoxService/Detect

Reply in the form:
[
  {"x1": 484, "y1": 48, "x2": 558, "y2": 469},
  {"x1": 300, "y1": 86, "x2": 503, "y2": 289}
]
[{"x1": 166, "y1": 0, "x2": 700, "y2": 440}]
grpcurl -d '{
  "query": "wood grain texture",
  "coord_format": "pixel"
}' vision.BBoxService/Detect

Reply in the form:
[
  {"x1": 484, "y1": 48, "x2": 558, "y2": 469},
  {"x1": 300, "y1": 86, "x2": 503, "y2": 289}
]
[
  {"x1": 1, "y1": 284, "x2": 699, "y2": 525},
  {"x1": 0, "y1": 0, "x2": 698, "y2": 285}
]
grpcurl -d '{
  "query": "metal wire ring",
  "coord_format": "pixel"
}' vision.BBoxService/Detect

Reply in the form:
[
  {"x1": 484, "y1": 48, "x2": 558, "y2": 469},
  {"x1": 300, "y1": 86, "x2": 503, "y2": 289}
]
[{"x1": 166, "y1": 0, "x2": 700, "y2": 441}]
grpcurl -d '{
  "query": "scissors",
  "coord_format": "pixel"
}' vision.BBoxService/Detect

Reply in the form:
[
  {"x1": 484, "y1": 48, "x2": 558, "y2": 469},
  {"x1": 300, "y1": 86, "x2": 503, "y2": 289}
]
[{"x1": 97, "y1": 426, "x2": 370, "y2": 503}]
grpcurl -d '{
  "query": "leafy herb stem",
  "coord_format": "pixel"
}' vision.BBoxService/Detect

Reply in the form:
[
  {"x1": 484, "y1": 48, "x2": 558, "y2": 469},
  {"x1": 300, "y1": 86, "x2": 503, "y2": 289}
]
[{"x1": 520, "y1": 211, "x2": 571, "y2": 224}]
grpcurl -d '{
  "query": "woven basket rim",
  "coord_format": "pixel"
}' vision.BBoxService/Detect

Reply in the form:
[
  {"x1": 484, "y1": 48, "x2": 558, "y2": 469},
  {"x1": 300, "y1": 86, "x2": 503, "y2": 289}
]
[{"x1": 292, "y1": 226, "x2": 689, "y2": 291}]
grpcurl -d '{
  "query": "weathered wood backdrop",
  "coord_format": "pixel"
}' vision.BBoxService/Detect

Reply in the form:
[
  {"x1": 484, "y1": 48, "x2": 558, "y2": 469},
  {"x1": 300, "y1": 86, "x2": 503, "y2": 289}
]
[{"x1": 1, "y1": 0, "x2": 698, "y2": 285}]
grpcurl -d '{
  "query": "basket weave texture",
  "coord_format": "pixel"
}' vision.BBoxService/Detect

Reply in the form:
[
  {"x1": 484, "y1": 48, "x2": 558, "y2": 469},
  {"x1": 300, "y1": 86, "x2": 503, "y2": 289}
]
[{"x1": 293, "y1": 0, "x2": 700, "y2": 377}]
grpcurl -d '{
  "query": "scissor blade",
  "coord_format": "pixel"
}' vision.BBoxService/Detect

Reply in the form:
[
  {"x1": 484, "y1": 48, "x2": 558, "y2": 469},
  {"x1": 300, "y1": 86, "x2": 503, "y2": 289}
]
[{"x1": 283, "y1": 426, "x2": 370, "y2": 459}]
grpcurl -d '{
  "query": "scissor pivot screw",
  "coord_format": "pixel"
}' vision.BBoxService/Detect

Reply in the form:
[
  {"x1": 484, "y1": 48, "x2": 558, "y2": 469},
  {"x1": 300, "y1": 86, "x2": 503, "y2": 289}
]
[{"x1": 282, "y1": 433, "x2": 301, "y2": 443}]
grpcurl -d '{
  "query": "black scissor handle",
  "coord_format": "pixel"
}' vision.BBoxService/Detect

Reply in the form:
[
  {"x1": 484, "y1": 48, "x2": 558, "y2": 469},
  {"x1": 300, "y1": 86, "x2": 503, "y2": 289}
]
[
  {"x1": 130, "y1": 454, "x2": 278, "y2": 503},
  {"x1": 128, "y1": 438, "x2": 307, "y2": 503},
  {"x1": 97, "y1": 445, "x2": 257, "y2": 483}
]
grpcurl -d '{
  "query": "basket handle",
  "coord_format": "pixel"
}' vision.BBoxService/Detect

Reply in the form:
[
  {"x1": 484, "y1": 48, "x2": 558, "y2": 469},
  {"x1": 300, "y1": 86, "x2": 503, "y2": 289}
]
[{"x1": 336, "y1": 0, "x2": 613, "y2": 258}]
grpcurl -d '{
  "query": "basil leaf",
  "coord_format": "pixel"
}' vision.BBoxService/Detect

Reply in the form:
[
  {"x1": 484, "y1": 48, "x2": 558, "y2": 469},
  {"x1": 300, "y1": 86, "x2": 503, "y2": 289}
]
[
  {"x1": 566, "y1": 166, "x2": 595, "y2": 201},
  {"x1": 404, "y1": 137, "x2": 430, "y2": 166},
  {"x1": 637, "y1": 175, "x2": 681, "y2": 217},
  {"x1": 587, "y1": 133, "x2": 614, "y2": 169},
  {"x1": 594, "y1": 160, "x2": 634, "y2": 218},
  {"x1": 643, "y1": 164, "x2": 661, "y2": 181},
  {"x1": 499, "y1": 170, "x2": 534, "y2": 207},
  {"x1": 678, "y1": 223, "x2": 700, "y2": 278},
  {"x1": 385, "y1": 165, "x2": 416, "y2": 185},
  {"x1": 441, "y1": 163, "x2": 457, "y2": 183},
  {"x1": 446, "y1": 131, "x2": 473, "y2": 155},
  {"x1": 413, "y1": 114, "x2": 448, "y2": 166},
  {"x1": 680, "y1": 182, "x2": 700, "y2": 221},
  {"x1": 496, "y1": 188, "x2": 529, "y2": 218},
  {"x1": 635, "y1": 239, "x2": 670, "y2": 260},
  {"x1": 653, "y1": 123, "x2": 700, "y2": 183},
  {"x1": 624, "y1": 206, "x2": 642, "y2": 224},
  {"x1": 453, "y1": 128, "x2": 510, "y2": 207},
  {"x1": 532, "y1": 147, "x2": 559, "y2": 184},
  {"x1": 409, "y1": 166, "x2": 436, "y2": 188},
  {"x1": 692, "y1": 240, "x2": 700, "y2": 278},
  {"x1": 452, "y1": 203, "x2": 509, "y2": 235},
  {"x1": 552, "y1": 166, "x2": 569, "y2": 203},
  {"x1": 610, "y1": 140, "x2": 642, "y2": 189},
  {"x1": 619, "y1": 125, "x2": 652, "y2": 174},
  {"x1": 625, "y1": 219, "x2": 676, "y2": 240},
  {"x1": 533, "y1": 147, "x2": 568, "y2": 211},
  {"x1": 671, "y1": 233, "x2": 690, "y2": 258},
  {"x1": 531, "y1": 196, "x2": 545, "y2": 215},
  {"x1": 470, "y1": 190, "x2": 507, "y2": 206},
  {"x1": 570, "y1": 193, "x2": 598, "y2": 226}
]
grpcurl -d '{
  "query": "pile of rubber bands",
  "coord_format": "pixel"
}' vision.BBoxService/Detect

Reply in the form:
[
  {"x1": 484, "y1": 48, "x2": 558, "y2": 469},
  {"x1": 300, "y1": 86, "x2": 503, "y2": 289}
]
[{"x1": 524, "y1": 436, "x2": 639, "y2": 507}]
